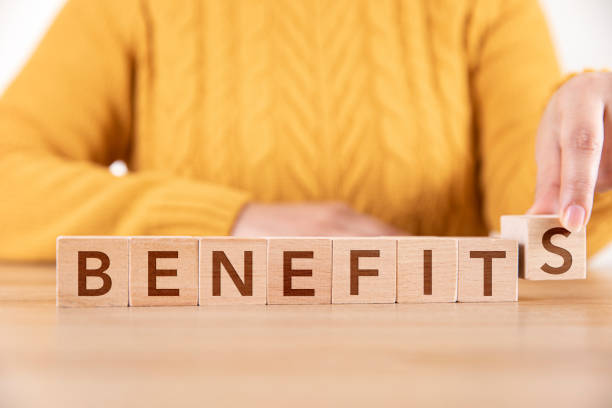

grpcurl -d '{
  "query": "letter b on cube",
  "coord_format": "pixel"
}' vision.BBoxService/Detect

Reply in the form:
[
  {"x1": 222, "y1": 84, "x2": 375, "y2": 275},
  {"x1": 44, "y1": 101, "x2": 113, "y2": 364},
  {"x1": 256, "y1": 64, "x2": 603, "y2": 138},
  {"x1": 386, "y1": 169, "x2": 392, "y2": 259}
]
[{"x1": 56, "y1": 236, "x2": 129, "y2": 307}]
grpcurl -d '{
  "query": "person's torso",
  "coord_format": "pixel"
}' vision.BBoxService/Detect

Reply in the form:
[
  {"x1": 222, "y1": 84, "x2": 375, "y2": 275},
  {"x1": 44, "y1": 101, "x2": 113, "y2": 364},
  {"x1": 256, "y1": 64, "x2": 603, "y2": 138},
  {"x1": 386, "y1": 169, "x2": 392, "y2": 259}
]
[{"x1": 130, "y1": 0, "x2": 486, "y2": 235}]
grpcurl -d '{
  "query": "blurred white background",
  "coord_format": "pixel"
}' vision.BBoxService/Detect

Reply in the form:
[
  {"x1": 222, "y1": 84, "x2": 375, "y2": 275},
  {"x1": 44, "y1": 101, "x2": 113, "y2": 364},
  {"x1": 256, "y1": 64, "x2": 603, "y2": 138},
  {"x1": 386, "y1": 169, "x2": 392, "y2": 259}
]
[{"x1": 0, "y1": 0, "x2": 610, "y2": 265}]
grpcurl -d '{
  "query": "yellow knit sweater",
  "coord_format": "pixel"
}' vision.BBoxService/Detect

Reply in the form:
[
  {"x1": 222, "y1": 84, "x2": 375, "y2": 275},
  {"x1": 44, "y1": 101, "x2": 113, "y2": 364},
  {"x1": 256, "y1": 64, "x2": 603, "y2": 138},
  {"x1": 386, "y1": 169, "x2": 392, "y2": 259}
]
[{"x1": 0, "y1": 0, "x2": 610, "y2": 261}]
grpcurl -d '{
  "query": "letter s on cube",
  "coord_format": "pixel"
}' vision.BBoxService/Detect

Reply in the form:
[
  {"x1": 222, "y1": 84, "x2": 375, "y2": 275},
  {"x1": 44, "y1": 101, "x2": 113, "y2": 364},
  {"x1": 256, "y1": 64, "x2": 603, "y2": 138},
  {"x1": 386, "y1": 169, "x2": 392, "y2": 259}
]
[{"x1": 501, "y1": 215, "x2": 586, "y2": 280}]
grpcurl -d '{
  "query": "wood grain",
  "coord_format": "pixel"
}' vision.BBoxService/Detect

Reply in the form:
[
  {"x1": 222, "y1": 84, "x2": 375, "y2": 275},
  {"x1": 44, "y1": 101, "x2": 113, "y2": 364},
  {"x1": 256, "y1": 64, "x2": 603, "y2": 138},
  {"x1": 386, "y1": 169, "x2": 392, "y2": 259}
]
[{"x1": 2, "y1": 262, "x2": 612, "y2": 408}]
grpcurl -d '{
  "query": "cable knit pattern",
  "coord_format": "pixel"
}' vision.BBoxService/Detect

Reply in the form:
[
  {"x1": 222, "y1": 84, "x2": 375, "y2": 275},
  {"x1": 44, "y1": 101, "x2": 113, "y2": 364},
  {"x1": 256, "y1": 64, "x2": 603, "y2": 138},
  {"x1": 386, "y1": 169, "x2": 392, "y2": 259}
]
[{"x1": 1, "y1": 0, "x2": 611, "y2": 260}]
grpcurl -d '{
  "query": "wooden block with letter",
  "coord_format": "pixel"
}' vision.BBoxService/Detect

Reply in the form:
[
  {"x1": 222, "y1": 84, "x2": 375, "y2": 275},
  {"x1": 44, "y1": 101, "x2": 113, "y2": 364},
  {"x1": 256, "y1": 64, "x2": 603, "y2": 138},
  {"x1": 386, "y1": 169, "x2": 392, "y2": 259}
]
[
  {"x1": 200, "y1": 238, "x2": 267, "y2": 305},
  {"x1": 56, "y1": 236, "x2": 128, "y2": 307},
  {"x1": 332, "y1": 238, "x2": 396, "y2": 304},
  {"x1": 457, "y1": 238, "x2": 518, "y2": 302},
  {"x1": 501, "y1": 215, "x2": 586, "y2": 280},
  {"x1": 267, "y1": 238, "x2": 332, "y2": 305},
  {"x1": 397, "y1": 237, "x2": 457, "y2": 303},
  {"x1": 129, "y1": 237, "x2": 199, "y2": 306}
]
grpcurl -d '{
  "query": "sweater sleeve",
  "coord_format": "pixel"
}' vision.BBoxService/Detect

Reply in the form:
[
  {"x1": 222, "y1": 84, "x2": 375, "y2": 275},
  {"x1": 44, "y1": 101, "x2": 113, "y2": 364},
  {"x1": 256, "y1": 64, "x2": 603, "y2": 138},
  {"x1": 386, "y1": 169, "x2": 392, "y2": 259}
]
[
  {"x1": 468, "y1": 0, "x2": 612, "y2": 255},
  {"x1": 0, "y1": 0, "x2": 250, "y2": 261}
]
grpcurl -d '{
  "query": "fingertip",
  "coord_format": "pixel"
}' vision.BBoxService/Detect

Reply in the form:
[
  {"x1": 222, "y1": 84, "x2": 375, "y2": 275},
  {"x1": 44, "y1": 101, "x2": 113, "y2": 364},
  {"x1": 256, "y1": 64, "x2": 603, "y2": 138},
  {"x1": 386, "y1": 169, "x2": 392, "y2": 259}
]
[{"x1": 561, "y1": 204, "x2": 586, "y2": 233}]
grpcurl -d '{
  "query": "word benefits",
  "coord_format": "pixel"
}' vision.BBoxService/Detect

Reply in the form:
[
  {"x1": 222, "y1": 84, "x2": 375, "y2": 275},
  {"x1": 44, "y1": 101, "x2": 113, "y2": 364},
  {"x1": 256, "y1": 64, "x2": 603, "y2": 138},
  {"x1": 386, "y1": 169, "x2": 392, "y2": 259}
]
[{"x1": 56, "y1": 215, "x2": 586, "y2": 307}]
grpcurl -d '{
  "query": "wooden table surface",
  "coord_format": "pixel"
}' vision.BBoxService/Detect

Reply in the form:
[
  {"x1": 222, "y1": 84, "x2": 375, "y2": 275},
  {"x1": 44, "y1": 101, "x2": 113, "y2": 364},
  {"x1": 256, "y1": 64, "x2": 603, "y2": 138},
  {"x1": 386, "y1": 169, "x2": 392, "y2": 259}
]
[{"x1": 1, "y1": 262, "x2": 611, "y2": 408}]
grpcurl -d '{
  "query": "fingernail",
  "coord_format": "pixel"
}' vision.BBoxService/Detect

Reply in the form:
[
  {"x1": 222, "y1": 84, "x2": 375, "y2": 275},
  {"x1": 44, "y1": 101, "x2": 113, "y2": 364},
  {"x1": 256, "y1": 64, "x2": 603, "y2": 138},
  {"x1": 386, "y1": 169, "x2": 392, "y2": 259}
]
[{"x1": 563, "y1": 205, "x2": 586, "y2": 233}]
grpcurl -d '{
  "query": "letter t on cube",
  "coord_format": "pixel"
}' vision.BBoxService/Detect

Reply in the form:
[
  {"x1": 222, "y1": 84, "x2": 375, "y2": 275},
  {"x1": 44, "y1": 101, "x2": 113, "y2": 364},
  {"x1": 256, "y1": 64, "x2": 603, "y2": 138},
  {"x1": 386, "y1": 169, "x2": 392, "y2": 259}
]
[
  {"x1": 457, "y1": 238, "x2": 518, "y2": 302},
  {"x1": 501, "y1": 215, "x2": 586, "y2": 280}
]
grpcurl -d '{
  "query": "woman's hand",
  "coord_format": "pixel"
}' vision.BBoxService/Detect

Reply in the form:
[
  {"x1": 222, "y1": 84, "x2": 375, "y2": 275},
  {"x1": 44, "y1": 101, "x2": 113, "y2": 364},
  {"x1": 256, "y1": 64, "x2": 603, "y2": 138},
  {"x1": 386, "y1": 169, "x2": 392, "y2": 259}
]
[
  {"x1": 529, "y1": 72, "x2": 612, "y2": 232},
  {"x1": 231, "y1": 202, "x2": 404, "y2": 237}
]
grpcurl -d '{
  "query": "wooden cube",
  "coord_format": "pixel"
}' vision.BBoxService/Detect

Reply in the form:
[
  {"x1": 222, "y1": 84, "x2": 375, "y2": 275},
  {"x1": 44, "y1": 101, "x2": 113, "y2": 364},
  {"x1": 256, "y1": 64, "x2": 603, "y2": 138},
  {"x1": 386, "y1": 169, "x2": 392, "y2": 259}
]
[
  {"x1": 129, "y1": 237, "x2": 199, "y2": 306},
  {"x1": 56, "y1": 236, "x2": 128, "y2": 307},
  {"x1": 267, "y1": 238, "x2": 332, "y2": 304},
  {"x1": 501, "y1": 215, "x2": 586, "y2": 280},
  {"x1": 397, "y1": 237, "x2": 457, "y2": 303},
  {"x1": 199, "y1": 238, "x2": 267, "y2": 305},
  {"x1": 332, "y1": 238, "x2": 396, "y2": 304},
  {"x1": 457, "y1": 238, "x2": 518, "y2": 302}
]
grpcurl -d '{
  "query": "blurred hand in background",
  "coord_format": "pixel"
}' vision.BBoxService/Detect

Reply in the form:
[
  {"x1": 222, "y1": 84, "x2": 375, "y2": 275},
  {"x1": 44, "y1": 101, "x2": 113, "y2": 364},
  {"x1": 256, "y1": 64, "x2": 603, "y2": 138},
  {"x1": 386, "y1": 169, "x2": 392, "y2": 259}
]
[{"x1": 232, "y1": 202, "x2": 404, "y2": 237}]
